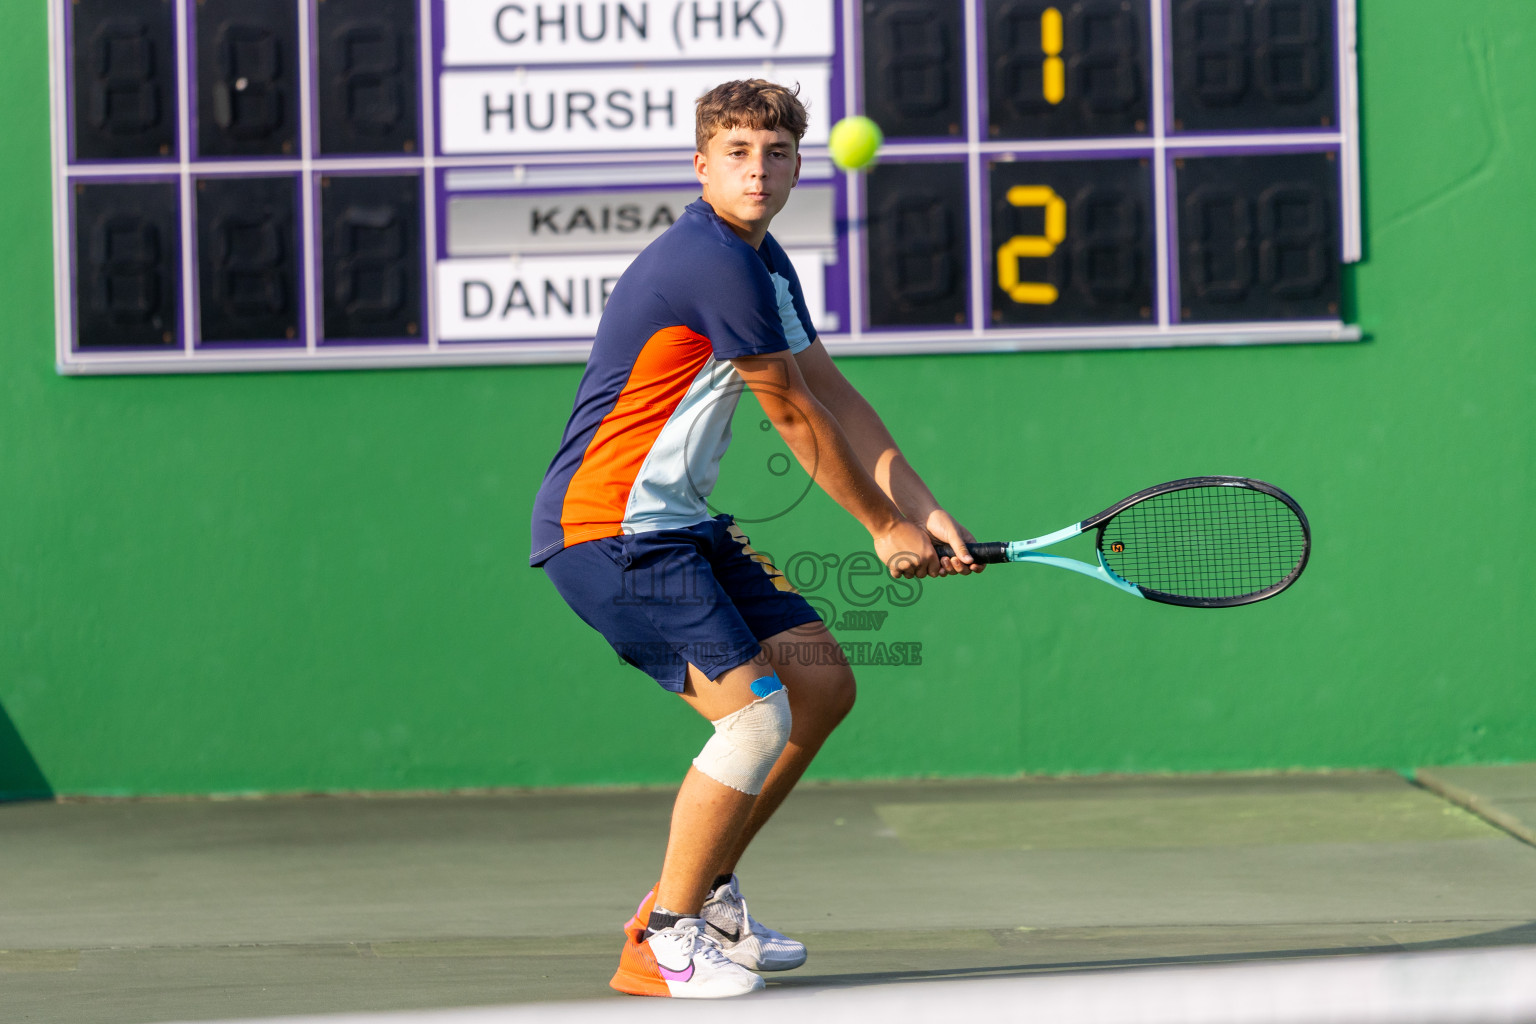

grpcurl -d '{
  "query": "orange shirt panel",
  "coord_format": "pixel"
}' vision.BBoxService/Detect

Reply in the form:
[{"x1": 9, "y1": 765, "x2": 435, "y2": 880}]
[{"x1": 559, "y1": 327, "x2": 715, "y2": 546}]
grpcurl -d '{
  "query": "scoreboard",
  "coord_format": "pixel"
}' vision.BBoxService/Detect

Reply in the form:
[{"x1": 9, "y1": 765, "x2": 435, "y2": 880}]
[{"x1": 49, "y1": 0, "x2": 1361, "y2": 374}]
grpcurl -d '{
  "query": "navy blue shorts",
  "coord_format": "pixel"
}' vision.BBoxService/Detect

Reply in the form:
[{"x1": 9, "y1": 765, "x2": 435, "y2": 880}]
[{"x1": 541, "y1": 515, "x2": 823, "y2": 692}]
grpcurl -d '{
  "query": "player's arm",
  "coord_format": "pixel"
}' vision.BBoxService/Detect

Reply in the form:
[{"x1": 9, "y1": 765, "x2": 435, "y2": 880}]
[
  {"x1": 730, "y1": 350, "x2": 941, "y2": 579},
  {"x1": 793, "y1": 340, "x2": 983, "y2": 575}
]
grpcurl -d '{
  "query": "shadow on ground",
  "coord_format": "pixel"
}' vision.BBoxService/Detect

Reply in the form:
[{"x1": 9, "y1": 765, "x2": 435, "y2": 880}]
[
  {"x1": 769, "y1": 920, "x2": 1536, "y2": 990},
  {"x1": 0, "y1": 701, "x2": 51, "y2": 801}
]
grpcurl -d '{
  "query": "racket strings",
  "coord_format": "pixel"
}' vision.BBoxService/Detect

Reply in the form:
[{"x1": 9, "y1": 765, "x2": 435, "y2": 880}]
[{"x1": 1098, "y1": 486, "x2": 1306, "y2": 601}]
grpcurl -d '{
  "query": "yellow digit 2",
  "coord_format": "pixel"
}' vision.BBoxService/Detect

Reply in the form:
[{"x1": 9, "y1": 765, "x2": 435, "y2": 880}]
[
  {"x1": 1042, "y1": 7, "x2": 1065, "y2": 104},
  {"x1": 997, "y1": 185, "x2": 1066, "y2": 305}
]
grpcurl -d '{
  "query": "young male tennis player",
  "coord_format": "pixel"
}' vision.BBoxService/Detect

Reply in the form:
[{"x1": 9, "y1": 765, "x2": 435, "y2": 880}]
[{"x1": 530, "y1": 80, "x2": 983, "y2": 999}]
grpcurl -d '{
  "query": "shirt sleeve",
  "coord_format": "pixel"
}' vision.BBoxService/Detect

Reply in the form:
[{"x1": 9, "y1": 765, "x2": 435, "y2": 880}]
[
  {"x1": 675, "y1": 234, "x2": 791, "y2": 361},
  {"x1": 760, "y1": 236, "x2": 818, "y2": 354}
]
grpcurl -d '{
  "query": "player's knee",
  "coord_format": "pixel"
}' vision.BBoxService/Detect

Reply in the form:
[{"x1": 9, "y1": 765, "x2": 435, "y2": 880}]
[
  {"x1": 691, "y1": 675, "x2": 792, "y2": 795},
  {"x1": 829, "y1": 669, "x2": 857, "y2": 721},
  {"x1": 787, "y1": 662, "x2": 856, "y2": 740}
]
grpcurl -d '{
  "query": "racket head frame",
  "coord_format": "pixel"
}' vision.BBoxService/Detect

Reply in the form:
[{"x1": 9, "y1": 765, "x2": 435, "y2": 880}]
[{"x1": 1084, "y1": 476, "x2": 1311, "y2": 608}]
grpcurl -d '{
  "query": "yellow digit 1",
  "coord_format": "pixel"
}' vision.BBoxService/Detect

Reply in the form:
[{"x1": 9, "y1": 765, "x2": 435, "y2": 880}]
[
  {"x1": 1042, "y1": 7, "x2": 1065, "y2": 104},
  {"x1": 997, "y1": 185, "x2": 1066, "y2": 305}
]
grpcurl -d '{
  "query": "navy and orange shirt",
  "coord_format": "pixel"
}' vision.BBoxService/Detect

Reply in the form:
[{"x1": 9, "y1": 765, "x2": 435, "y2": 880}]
[{"x1": 529, "y1": 198, "x2": 817, "y2": 566}]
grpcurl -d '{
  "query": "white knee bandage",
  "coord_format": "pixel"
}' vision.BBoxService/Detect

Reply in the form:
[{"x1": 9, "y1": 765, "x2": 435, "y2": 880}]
[{"x1": 692, "y1": 683, "x2": 792, "y2": 796}]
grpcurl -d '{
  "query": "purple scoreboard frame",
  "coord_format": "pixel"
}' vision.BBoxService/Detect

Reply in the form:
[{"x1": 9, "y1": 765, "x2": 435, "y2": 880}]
[{"x1": 49, "y1": 0, "x2": 1362, "y2": 375}]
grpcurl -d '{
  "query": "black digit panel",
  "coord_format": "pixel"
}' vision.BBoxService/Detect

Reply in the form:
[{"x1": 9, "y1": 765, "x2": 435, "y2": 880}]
[
  {"x1": 320, "y1": 175, "x2": 423, "y2": 341},
  {"x1": 1176, "y1": 152, "x2": 1339, "y2": 321},
  {"x1": 196, "y1": 176, "x2": 300, "y2": 342},
  {"x1": 1172, "y1": 0, "x2": 1336, "y2": 131},
  {"x1": 988, "y1": 0, "x2": 1150, "y2": 139},
  {"x1": 73, "y1": 181, "x2": 180, "y2": 349},
  {"x1": 866, "y1": 162, "x2": 969, "y2": 327},
  {"x1": 990, "y1": 158, "x2": 1154, "y2": 325},
  {"x1": 71, "y1": 0, "x2": 178, "y2": 160},
  {"x1": 317, "y1": 0, "x2": 420, "y2": 155},
  {"x1": 861, "y1": 0, "x2": 965, "y2": 138},
  {"x1": 195, "y1": 0, "x2": 298, "y2": 157}
]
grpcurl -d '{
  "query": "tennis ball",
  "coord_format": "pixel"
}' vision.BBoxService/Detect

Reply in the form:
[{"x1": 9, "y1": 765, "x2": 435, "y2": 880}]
[{"x1": 828, "y1": 116, "x2": 883, "y2": 171}]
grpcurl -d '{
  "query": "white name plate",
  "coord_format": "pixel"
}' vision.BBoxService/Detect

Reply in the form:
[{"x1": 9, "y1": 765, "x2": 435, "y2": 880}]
[
  {"x1": 438, "y1": 64, "x2": 831, "y2": 154},
  {"x1": 442, "y1": 0, "x2": 835, "y2": 67},
  {"x1": 446, "y1": 185, "x2": 835, "y2": 255},
  {"x1": 438, "y1": 249, "x2": 828, "y2": 340}
]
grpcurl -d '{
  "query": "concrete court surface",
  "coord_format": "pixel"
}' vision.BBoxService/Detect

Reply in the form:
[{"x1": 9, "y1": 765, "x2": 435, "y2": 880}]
[{"x1": 3, "y1": 768, "x2": 1536, "y2": 1024}]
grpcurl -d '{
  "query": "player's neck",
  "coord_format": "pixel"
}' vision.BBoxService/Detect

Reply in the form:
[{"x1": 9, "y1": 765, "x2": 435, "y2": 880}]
[{"x1": 706, "y1": 200, "x2": 770, "y2": 249}]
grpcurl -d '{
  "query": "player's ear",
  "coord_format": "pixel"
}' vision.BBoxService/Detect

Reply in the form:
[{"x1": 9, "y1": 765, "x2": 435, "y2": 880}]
[
  {"x1": 694, "y1": 150, "x2": 708, "y2": 186},
  {"x1": 792, "y1": 150, "x2": 801, "y2": 187}
]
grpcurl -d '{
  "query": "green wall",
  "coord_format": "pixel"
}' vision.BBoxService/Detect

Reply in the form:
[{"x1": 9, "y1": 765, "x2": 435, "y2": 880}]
[{"x1": 3, "y1": 2, "x2": 1532, "y2": 798}]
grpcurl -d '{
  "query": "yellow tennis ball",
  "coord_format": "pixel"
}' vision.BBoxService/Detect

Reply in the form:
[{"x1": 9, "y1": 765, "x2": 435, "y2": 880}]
[{"x1": 828, "y1": 116, "x2": 883, "y2": 171}]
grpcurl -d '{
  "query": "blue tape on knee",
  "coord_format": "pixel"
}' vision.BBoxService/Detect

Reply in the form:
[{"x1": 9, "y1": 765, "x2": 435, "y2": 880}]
[{"x1": 749, "y1": 673, "x2": 783, "y2": 699}]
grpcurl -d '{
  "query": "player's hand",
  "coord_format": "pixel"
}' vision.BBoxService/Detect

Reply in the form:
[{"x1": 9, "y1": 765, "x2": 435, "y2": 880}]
[
  {"x1": 874, "y1": 519, "x2": 941, "y2": 579},
  {"x1": 924, "y1": 510, "x2": 986, "y2": 576}
]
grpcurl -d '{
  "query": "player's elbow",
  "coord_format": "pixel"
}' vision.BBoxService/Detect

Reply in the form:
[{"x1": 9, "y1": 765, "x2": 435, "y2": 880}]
[{"x1": 758, "y1": 390, "x2": 815, "y2": 440}]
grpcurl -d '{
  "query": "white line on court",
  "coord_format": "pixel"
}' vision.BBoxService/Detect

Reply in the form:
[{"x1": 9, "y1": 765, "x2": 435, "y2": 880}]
[{"x1": 167, "y1": 944, "x2": 1536, "y2": 1024}]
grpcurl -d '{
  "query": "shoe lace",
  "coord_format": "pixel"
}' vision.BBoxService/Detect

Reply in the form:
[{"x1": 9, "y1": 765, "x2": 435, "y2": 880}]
[
  {"x1": 709, "y1": 881, "x2": 767, "y2": 942},
  {"x1": 724, "y1": 886, "x2": 764, "y2": 938},
  {"x1": 677, "y1": 919, "x2": 735, "y2": 967}
]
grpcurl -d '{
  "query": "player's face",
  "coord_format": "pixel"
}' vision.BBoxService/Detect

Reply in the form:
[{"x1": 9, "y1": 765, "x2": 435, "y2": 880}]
[{"x1": 694, "y1": 125, "x2": 801, "y2": 246}]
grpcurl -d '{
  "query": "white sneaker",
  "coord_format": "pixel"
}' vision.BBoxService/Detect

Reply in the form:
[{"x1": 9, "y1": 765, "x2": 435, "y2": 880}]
[
  {"x1": 702, "y1": 875, "x2": 808, "y2": 971},
  {"x1": 610, "y1": 916, "x2": 765, "y2": 998}
]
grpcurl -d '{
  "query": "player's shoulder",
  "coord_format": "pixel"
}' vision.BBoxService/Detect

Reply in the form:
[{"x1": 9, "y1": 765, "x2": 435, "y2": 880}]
[
  {"x1": 666, "y1": 199, "x2": 759, "y2": 259},
  {"x1": 634, "y1": 200, "x2": 773, "y2": 292}
]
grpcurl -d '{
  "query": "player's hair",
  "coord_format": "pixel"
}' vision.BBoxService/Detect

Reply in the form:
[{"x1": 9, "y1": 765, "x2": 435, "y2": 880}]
[{"x1": 695, "y1": 79, "x2": 809, "y2": 153}]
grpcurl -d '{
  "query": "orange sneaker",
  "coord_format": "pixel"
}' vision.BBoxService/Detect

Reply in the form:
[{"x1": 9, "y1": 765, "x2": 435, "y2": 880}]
[
  {"x1": 609, "y1": 917, "x2": 765, "y2": 999},
  {"x1": 620, "y1": 885, "x2": 659, "y2": 945}
]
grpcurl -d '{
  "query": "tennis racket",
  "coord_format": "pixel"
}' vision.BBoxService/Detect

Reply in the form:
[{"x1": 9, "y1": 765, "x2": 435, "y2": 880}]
[{"x1": 935, "y1": 476, "x2": 1310, "y2": 608}]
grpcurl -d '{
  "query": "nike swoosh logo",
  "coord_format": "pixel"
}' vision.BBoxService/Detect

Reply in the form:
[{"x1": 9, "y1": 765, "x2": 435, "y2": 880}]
[
  {"x1": 708, "y1": 922, "x2": 741, "y2": 943},
  {"x1": 658, "y1": 960, "x2": 695, "y2": 982}
]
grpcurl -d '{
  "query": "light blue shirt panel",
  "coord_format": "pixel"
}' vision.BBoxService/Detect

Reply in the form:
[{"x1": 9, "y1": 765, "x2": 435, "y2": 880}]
[{"x1": 771, "y1": 272, "x2": 814, "y2": 354}]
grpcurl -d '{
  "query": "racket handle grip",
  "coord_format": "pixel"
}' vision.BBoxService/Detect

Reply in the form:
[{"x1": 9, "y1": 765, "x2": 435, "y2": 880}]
[{"x1": 933, "y1": 540, "x2": 1010, "y2": 564}]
